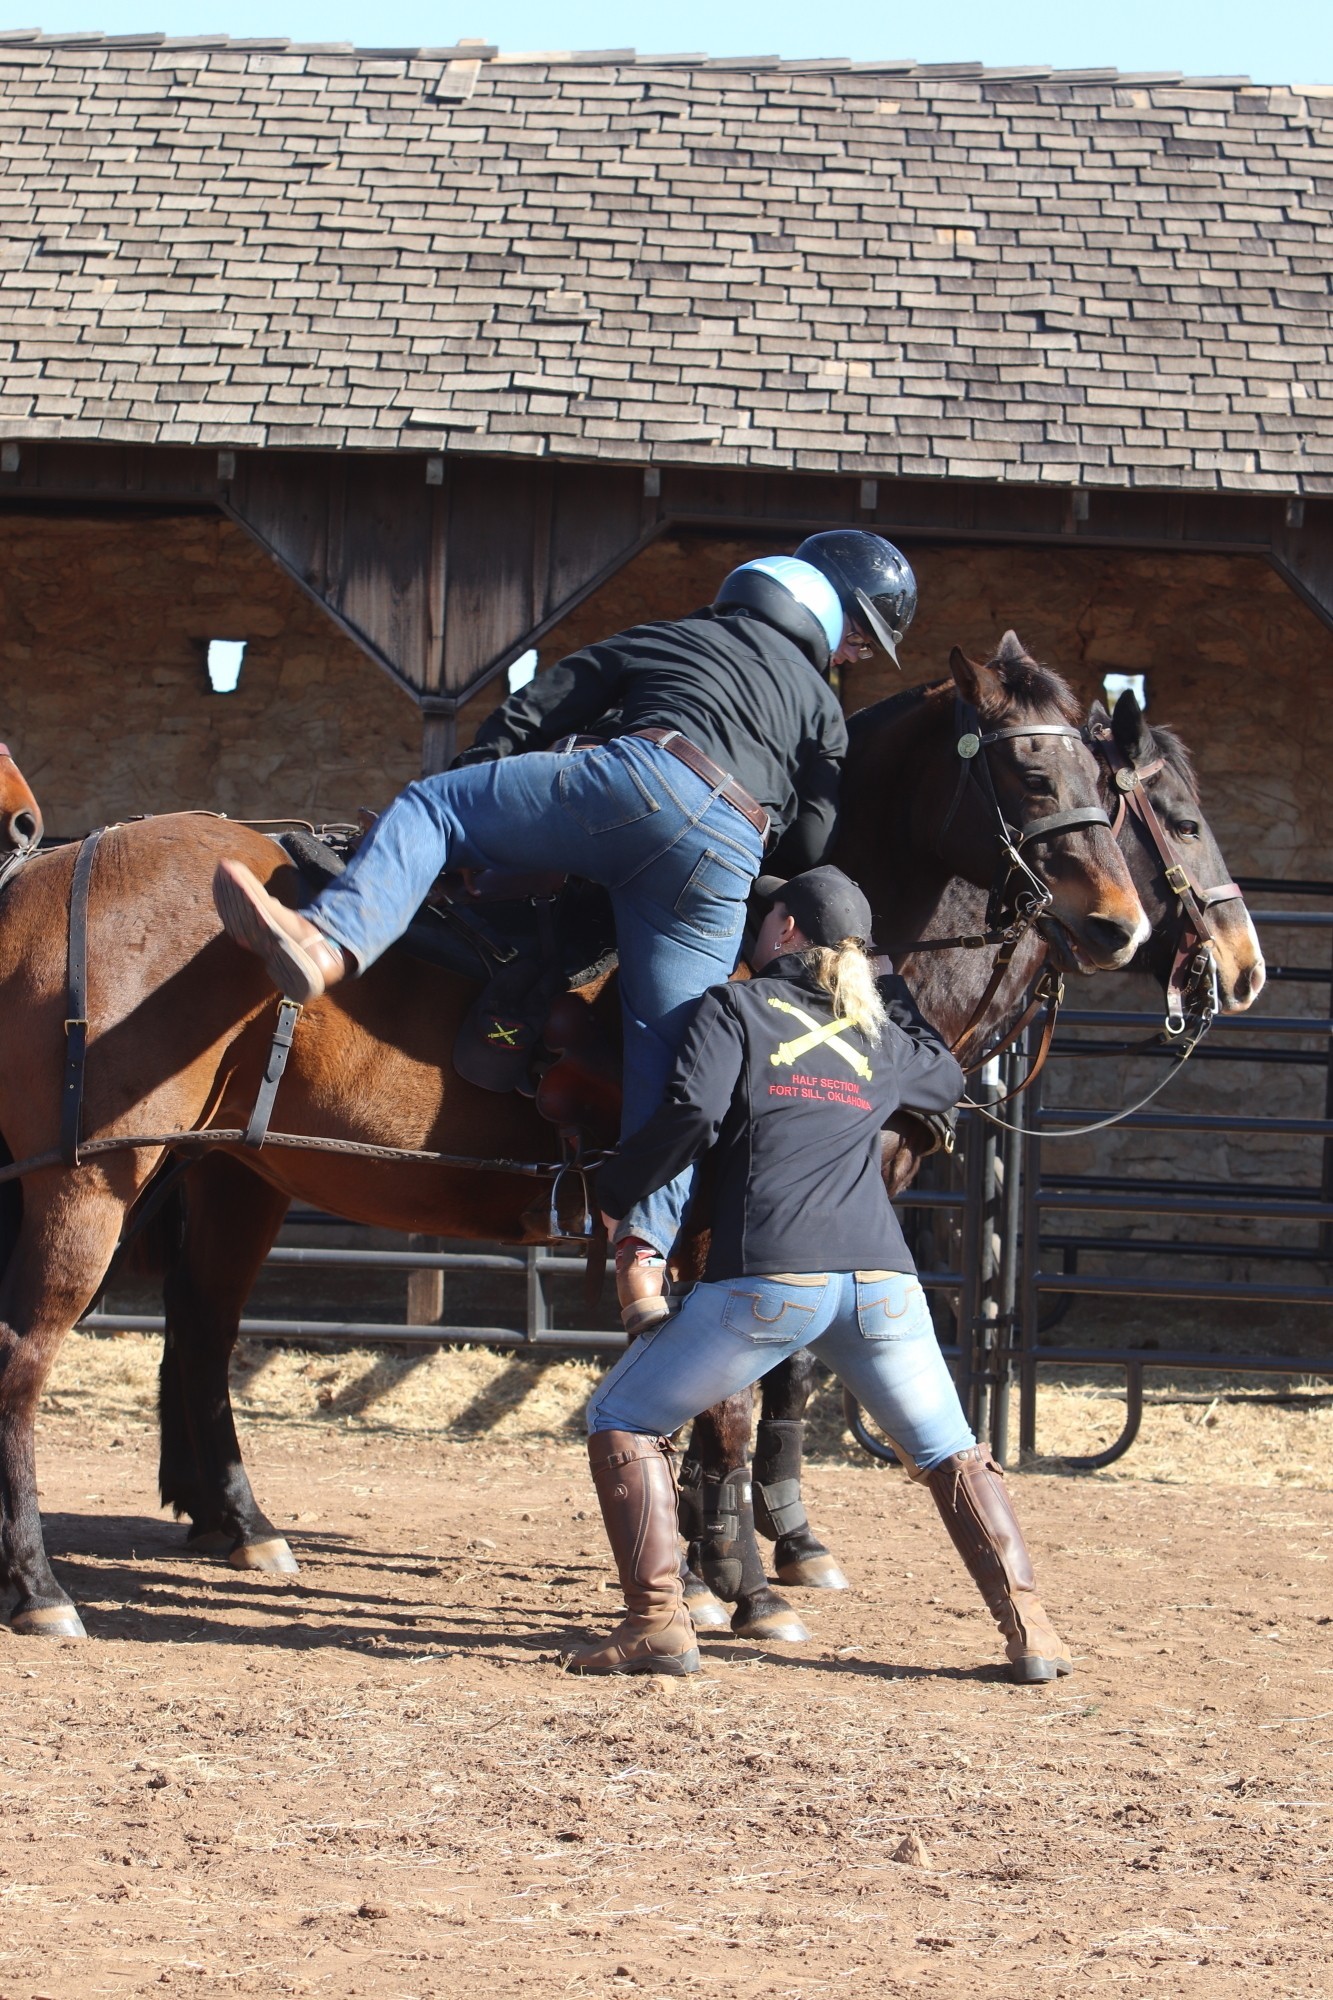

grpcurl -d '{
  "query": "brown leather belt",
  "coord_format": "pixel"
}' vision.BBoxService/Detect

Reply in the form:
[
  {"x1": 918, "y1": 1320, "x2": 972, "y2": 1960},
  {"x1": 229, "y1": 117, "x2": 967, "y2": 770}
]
[{"x1": 630, "y1": 727, "x2": 770, "y2": 843}]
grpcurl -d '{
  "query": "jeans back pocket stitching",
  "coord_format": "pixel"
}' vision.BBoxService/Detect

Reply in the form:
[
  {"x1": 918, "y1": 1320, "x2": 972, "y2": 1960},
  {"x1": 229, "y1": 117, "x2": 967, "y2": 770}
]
[{"x1": 674, "y1": 846, "x2": 755, "y2": 939}]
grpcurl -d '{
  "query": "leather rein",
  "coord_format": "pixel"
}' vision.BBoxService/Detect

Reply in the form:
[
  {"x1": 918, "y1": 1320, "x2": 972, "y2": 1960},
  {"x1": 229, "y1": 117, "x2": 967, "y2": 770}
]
[
  {"x1": 895, "y1": 703, "x2": 1240, "y2": 1131},
  {"x1": 1089, "y1": 717, "x2": 1244, "y2": 1041}
]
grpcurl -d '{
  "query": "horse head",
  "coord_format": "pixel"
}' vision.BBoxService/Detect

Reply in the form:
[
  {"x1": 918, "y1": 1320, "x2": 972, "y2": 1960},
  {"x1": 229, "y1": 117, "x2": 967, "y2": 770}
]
[
  {"x1": 941, "y1": 633, "x2": 1149, "y2": 972},
  {"x1": 1089, "y1": 690, "x2": 1265, "y2": 1015},
  {"x1": 0, "y1": 743, "x2": 42, "y2": 860}
]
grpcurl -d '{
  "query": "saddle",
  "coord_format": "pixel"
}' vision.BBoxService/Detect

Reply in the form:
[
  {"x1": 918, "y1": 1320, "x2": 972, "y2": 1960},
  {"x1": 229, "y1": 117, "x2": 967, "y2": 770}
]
[{"x1": 277, "y1": 829, "x2": 623, "y2": 1151}]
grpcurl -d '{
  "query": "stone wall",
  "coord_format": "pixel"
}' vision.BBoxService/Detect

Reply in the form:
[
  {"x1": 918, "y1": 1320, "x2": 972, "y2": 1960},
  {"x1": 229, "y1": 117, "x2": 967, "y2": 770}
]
[{"x1": 0, "y1": 512, "x2": 422, "y2": 836}]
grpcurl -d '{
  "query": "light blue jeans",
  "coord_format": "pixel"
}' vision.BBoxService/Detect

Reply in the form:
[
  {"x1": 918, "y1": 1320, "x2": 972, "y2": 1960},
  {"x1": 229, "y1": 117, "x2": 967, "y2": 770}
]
[
  {"x1": 307, "y1": 736, "x2": 765, "y2": 1254},
  {"x1": 587, "y1": 1271, "x2": 976, "y2": 1476}
]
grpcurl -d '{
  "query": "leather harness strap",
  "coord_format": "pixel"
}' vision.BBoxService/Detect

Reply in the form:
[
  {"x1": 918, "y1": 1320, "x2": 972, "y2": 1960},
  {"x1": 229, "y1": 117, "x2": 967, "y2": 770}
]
[
  {"x1": 1090, "y1": 720, "x2": 1243, "y2": 1035},
  {"x1": 243, "y1": 999, "x2": 302, "y2": 1148},
  {"x1": 61, "y1": 825, "x2": 112, "y2": 1168}
]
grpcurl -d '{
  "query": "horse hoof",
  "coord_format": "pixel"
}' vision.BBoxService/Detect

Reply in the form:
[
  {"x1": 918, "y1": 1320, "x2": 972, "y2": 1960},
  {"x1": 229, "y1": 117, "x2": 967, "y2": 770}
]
[
  {"x1": 11, "y1": 1604, "x2": 87, "y2": 1640},
  {"x1": 186, "y1": 1529, "x2": 233, "y2": 1555},
  {"x1": 775, "y1": 1553, "x2": 850, "y2": 1591},
  {"x1": 228, "y1": 1537, "x2": 300, "y2": 1575},
  {"x1": 684, "y1": 1584, "x2": 731, "y2": 1631},
  {"x1": 731, "y1": 1607, "x2": 809, "y2": 1643}
]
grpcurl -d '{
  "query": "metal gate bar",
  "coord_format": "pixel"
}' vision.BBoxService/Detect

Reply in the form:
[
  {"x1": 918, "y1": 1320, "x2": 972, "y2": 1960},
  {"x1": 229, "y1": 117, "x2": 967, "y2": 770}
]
[{"x1": 1012, "y1": 881, "x2": 1333, "y2": 1468}]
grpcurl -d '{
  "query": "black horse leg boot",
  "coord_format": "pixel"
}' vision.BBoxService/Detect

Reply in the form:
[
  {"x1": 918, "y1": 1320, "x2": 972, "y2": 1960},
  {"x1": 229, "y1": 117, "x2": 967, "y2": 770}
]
[
  {"x1": 566, "y1": 1432, "x2": 701, "y2": 1676},
  {"x1": 753, "y1": 1417, "x2": 848, "y2": 1590},
  {"x1": 614, "y1": 1236, "x2": 672, "y2": 1337},
  {"x1": 922, "y1": 1447, "x2": 1072, "y2": 1683}
]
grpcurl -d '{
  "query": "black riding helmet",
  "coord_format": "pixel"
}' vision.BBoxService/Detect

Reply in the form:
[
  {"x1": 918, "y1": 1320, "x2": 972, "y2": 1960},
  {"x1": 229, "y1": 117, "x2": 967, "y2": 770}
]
[{"x1": 794, "y1": 530, "x2": 918, "y2": 667}]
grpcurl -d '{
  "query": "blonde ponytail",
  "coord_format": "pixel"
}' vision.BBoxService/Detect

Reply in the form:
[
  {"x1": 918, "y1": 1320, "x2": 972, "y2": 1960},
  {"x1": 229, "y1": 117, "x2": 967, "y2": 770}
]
[{"x1": 800, "y1": 938, "x2": 887, "y2": 1045}]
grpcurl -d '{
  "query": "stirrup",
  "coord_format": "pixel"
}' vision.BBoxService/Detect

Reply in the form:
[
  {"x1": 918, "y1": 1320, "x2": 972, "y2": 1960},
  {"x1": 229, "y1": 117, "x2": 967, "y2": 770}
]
[{"x1": 621, "y1": 1296, "x2": 673, "y2": 1337}]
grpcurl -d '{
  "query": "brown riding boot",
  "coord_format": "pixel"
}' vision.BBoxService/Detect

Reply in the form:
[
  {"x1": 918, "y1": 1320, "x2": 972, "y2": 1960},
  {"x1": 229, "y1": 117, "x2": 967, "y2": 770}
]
[
  {"x1": 213, "y1": 859, "x2": 349, "y2": 1005},
  {"x1": 614, "y1": 1235, "x2": 672, "y2": 1338},
  {"x1": 922, "y1": 1446, "x2": 1072, "y2": 1683},
  {"x1": 565, "y1": 1432, "x2": 701, "y2": 1676}
]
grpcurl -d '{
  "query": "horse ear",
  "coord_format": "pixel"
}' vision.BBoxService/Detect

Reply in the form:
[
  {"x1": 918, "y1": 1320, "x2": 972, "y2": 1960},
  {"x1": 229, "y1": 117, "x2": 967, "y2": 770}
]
[
  {"x1": 1087, "y1": 698, "x2": 1111, "y2": 732},
  {"x1": 996, "y1": 630, "x2": 1029, "y2": 666},
  {"x1": 1111, "y1": 686, "x2": 1153, "y2": 763},
  {"x1": 949, "y1": 645, "x2": 1001, "y2": 713}
]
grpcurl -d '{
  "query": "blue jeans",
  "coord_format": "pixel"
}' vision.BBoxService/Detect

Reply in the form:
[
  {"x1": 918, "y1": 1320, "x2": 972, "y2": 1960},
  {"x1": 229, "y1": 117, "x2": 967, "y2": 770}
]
[
  {"x1": 586, "y1": 1271, "x2": 976, "y2": 1476},
  {"x1": 308, "y1": 737, "x2": 765, "y2": 1254}
]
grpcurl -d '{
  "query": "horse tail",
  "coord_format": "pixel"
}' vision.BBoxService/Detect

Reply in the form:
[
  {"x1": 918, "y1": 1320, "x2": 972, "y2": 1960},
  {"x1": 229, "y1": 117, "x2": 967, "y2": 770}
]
[{"x1": 112, "y1": 1158, "x2": 190, "y2": 1285}]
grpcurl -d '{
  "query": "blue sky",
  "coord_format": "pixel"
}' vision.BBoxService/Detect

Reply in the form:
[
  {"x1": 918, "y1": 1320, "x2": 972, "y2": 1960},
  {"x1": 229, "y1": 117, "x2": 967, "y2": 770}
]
[{"x1": 1, "y1": 0, "x2": 1331, "y2": 86}]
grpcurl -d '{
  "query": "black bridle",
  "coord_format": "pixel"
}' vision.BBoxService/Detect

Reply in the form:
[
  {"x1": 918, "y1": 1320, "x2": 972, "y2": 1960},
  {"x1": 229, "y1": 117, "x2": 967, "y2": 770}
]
[
  {"x1": 900, "y1": 699, "x2": 1115, "y2": 1090},
  {"x1": 1089, "y1": 717, "x2": 1245, "y2": 1043},
  {"x1": 958, "y1": 717, "x2": 1247, "y2": 1137},
  {"x1": 934, "y1": 698, "x2": 1115, "y2": 939}
]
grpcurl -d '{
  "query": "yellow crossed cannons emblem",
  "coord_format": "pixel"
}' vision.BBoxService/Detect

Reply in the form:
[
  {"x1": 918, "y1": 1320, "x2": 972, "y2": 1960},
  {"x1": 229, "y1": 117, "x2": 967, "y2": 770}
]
[
  {"x1": 484, "y1": 1018, "x2": 525, "y2": 1047},
  {"x1": 766, "y1": 997, "x2": 873, "y2": 1081}
]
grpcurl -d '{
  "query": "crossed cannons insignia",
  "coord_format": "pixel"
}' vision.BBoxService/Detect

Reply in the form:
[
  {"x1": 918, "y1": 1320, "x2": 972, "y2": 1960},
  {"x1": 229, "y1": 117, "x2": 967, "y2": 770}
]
[
  {"x1": 484, "y1": 1016, "x2": 527, "y2": 1048},
  {"x1": 765, "y1": 996, "x2": 873, "y2": 1082}
]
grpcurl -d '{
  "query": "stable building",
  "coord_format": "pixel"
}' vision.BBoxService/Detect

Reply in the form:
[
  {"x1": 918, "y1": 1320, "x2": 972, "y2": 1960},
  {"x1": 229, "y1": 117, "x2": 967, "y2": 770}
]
[{"x1": 0, "y1": 31, "x2": 1329, "y2": 891}]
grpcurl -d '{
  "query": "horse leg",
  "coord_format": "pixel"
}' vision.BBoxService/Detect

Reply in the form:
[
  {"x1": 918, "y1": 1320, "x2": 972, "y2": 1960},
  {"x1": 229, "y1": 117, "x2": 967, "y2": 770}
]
[
  {"x1": 675, "y1": 1429, "x2": 731, "y2": 1630},
  {"x1": 0, "y1": 1177, "x2": 133, "y2": 1637},
  {"x1": 688, "y1": 1395, "x2": 809, "y2": 1643},
  {"x1": 159, "y1": 1154, "x2": 297, "y2": 1572},
  {"x1": 755, "y1": 1353, "x2": 850, "y2": 1591}
]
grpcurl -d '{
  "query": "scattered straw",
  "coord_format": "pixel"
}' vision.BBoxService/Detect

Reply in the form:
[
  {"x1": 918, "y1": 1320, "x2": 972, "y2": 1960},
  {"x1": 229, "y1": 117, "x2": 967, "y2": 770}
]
[{"x1": 41, "y1": 1327, "x2": 1333, "y2": 1487}]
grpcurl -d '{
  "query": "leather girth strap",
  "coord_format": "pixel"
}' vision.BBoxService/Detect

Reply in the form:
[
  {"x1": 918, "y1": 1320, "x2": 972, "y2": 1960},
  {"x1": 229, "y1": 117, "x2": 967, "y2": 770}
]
[
  {"x1": 61, "y1": 825, "x2": 112, "y2": 1168},
  {"x1": 244, "y1": 1000, "x2": 303, "y2": 1148}
]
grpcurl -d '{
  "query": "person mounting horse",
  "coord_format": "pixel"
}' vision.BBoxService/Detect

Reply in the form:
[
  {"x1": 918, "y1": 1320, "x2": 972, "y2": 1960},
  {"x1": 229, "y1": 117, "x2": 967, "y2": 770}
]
[
  {"x1": 569, "y1": 865, "x2": 1071, "y2": 1684},
  {"x1": 212, "y1": 531, "x2": 919, "y2": 1337}
]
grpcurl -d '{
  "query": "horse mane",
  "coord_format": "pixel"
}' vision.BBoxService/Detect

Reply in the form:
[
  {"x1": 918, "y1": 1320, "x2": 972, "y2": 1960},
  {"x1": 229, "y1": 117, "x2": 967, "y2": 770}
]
[
  {"x1": 982, "y1": 631, "x2": 1083, "y2": 725},
  {"x1": 1146, "y1": 722, "x2": 1200, "y2": 801},
  {"x1": 847, "y1": 630, "x2": 1082, "y2": 743}
]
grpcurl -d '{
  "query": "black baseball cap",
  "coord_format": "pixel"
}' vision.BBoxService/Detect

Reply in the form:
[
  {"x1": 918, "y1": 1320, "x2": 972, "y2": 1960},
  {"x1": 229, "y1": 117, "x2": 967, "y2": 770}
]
[{"x1": 753, "y1": 866, "x2": 874, "y2": 948}]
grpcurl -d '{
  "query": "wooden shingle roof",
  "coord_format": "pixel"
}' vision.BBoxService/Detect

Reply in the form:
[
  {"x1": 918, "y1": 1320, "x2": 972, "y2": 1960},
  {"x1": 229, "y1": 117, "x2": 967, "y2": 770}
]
[{"x1": 1, "y1": 34, "x2": 1331, "y2": 491}]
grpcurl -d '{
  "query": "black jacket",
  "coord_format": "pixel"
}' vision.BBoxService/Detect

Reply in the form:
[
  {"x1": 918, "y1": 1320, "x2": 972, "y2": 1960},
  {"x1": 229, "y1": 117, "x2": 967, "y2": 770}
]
[
  {"x1": 597, "y1": 955, "x2": 965, "y2": 1281},
  {"x1": 465, "y1": 607, "x2": 849, "y2": 870}
]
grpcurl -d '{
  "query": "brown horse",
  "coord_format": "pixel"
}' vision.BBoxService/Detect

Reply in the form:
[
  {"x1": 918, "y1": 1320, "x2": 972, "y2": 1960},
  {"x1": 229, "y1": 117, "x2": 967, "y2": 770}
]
[
  {"x1": 0, "y1": 742, "x2": 42, "y2": 877},
  {"x1": 0, "y1": 642, "x2": 1145, "y2": 1639},
  {"x1": 681, "y1": 676, "x2": 1265, "y2": 1635}
]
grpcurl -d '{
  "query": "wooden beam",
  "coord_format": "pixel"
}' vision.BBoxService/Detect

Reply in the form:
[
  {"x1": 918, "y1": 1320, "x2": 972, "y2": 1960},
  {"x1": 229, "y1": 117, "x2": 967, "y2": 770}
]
[
  {"x1": 4, "y1": 445, "x2": 1331, "y2": 690},
  {"x1": 1270, "y1": 500, "x2": 1333, "y2": 634}
]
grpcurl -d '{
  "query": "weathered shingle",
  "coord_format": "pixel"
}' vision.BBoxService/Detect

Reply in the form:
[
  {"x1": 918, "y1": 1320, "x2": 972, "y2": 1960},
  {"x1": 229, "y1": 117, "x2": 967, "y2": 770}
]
[{"x1": 0, "y1": 36, "x2": 1329, "y2": 489}]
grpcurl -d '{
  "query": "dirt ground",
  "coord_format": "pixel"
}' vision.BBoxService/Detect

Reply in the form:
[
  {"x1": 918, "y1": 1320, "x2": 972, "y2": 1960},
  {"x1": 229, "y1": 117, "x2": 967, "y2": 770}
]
[{"x1": 2, "y1": 1335, "x2": 1331, "y2": 2000}]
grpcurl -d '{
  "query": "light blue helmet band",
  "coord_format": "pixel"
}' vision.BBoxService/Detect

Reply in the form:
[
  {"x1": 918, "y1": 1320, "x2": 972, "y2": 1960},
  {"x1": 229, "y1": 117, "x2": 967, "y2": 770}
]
[{"x1": 729, "y1": 556, "x2": 845, "y2": 657}]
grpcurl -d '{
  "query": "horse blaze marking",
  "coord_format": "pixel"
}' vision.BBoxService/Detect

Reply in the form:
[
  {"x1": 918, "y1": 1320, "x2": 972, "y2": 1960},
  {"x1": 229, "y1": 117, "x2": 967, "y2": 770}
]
[
  {"x1": 485, "y1": 1019, "x2": 524, "y2": 1046},
  {"x1": 765, "y1": 997, "x2": 873, "y2": 1081}
]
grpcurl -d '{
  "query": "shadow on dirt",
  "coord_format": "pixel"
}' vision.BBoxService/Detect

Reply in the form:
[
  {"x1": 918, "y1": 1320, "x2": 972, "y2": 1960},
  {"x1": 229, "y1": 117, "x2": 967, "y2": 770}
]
[{"x1": 30, "y1": 1510, "x2": 1009, "y2": 1681}]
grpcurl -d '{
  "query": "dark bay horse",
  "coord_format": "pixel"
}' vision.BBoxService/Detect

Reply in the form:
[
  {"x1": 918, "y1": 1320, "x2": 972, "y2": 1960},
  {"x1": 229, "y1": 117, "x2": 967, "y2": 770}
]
[
  {"x1": 680, "y1": 676, "x2": 1265, "y2": 1637},
  {"x1": 0, "y1": 641, "x2": 1148, "y2": 1639}
]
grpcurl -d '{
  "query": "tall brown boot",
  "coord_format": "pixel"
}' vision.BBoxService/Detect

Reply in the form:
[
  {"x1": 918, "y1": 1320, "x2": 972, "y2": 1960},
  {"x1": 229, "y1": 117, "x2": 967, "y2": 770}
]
[
  {"x1": 565, "y1": 1432, "x2": 701, "y2": 1677},
  {"x1": 922, "y1": 1446, "x2": 1072, "y2": 1684},
  {"x1": 614, "y1": 1236, "x2": 672, "y2": 1337}
]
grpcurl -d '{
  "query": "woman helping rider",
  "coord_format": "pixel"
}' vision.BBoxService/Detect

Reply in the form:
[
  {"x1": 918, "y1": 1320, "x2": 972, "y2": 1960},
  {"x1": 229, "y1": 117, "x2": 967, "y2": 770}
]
[
  {"x1": 213, "y1": 530, "x2": 917, "y2": 1335},
  {"x1": 571, "y1": 865, "x2": 1073, "y2": 1686}
]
